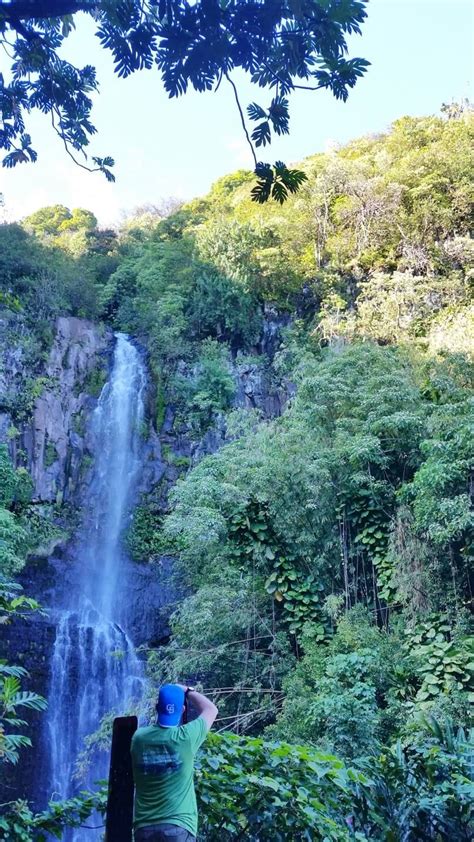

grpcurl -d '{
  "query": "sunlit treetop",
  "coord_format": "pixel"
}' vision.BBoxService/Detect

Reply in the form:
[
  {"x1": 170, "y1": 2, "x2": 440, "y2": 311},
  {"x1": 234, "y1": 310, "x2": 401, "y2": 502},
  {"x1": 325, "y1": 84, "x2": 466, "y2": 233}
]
[{"x1": 0, "y1": 0, "x2": 369, "y2": 201}]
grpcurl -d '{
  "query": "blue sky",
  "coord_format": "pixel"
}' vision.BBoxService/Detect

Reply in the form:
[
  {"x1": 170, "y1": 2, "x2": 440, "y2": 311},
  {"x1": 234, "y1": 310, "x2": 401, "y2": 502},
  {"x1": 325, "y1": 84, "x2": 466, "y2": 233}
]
[{"x1": 1, "y1": 0, "x2": 472, "y2": 225}]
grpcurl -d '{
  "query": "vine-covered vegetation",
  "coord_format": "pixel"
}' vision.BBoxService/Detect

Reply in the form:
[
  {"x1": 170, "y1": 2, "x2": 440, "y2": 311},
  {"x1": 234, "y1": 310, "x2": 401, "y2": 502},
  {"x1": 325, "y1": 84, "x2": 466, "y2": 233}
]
[{"x1": 0, "y1": 110, "x2": 473, "y2": 838}]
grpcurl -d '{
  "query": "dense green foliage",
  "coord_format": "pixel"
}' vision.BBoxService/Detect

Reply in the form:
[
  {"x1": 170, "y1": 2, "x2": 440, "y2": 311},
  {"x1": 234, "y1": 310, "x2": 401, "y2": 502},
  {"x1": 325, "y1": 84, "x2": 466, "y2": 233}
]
[
  {"x1": 196, "y1": 723, "x2": 473, "y2": 840},
  {"x1": 144, "y1": 110, "x2": 473, "y2": 836},
  {"x1": 160, "y1": 343, "x2": 473, "y2": 738},
  {"x1": 197, "y1": 732, "x2": 370, "y2": 839},
  {"x1": 3, "y1": 718, "x2": 471, "y2": 841},
  {"x1": 0, "y1": 788, "x2": 107, "y2": 841},
  {"x1": 0, "y1": 581, "x2": 47, "y2": 767},
  {"x1": 0, "y1": 109, "x2": 473, "y2": 837},
  {"x1": 0, "y1": 218, "x2": 115, "y2": 349},
  {"x1": 0, "y1": 446, "x2": 63, "y2": 574}
]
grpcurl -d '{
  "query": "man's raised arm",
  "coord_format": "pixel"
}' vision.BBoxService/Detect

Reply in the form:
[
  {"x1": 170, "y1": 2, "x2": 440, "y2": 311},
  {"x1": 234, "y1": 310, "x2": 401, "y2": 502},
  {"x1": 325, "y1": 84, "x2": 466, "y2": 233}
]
[{"x1": 185, "y1": 688, "x2": 218, "y2": 730}]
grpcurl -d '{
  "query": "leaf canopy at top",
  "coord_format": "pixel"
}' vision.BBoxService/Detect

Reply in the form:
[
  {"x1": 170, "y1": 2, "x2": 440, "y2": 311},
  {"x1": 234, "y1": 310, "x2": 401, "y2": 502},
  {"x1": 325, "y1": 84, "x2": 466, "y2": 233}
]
[{"x1": 0, "y1": 0, "x2": 369, "y2": 198}]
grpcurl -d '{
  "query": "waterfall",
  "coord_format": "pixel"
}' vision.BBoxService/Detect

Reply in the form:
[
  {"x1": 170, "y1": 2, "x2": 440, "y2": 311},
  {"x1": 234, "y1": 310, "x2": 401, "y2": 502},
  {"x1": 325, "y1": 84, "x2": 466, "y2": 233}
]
[{"x1": 45, "y1": 334, "x2": 147, "y2": 841}]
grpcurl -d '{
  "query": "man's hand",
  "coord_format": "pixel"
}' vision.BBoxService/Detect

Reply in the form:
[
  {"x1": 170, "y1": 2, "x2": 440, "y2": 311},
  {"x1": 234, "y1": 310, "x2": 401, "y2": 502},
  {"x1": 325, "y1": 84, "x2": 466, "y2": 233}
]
[{"x1": 184, "y1": 688, "x2": 218, "y2": 730}]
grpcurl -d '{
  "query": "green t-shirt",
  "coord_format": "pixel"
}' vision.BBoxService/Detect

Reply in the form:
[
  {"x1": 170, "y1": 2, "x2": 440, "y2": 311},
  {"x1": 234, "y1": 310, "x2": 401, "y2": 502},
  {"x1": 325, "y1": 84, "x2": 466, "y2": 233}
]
[{"x1": 131, "y1": 717, "x2": 209, "y2": 836}]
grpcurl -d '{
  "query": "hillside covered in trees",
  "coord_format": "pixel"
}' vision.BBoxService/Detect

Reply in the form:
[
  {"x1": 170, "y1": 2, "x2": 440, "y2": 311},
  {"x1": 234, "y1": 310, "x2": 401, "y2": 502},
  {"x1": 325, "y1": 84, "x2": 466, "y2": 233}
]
[{"x1": 1, "y1": 110, "x2": 473, "y2": 839}]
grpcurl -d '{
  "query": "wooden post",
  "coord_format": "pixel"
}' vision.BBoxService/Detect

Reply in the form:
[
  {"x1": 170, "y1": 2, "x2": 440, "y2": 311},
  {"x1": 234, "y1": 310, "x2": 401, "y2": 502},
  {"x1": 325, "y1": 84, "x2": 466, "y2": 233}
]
[{"x1": 105, "y1": 715, "x2": 138, "y2": 842}]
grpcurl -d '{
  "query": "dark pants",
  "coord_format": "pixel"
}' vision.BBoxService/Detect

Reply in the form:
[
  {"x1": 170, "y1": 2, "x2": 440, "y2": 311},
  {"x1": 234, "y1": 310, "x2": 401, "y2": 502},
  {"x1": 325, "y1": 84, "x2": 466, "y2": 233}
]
[{"x1": 135, "y1": 824, "x2": 196, "y2": 842}]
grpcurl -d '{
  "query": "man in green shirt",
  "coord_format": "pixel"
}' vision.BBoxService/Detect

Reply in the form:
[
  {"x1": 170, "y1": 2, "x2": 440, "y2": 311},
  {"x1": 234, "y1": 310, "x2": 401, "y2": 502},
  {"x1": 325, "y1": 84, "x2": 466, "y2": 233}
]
[{"x1": 131, "y1": 684, "x2": 218, "y2": 841}]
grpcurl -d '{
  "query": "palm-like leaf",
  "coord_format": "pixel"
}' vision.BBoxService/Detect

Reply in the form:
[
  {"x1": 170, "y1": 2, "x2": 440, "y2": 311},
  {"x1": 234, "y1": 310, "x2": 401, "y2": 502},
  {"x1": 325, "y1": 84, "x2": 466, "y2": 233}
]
[
  {"x1": 0, "y1": 663, "x2": 28, "y2": 678},
  {"x1": 11, "y1": 691, "x2": 48, "y2": 711}
]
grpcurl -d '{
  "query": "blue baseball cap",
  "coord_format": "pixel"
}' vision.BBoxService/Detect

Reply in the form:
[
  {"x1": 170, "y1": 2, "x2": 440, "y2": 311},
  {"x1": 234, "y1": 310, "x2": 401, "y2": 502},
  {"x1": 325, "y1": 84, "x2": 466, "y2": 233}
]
[{"x1": 157, "y1": 684, "x2": 185, "y2": 727}]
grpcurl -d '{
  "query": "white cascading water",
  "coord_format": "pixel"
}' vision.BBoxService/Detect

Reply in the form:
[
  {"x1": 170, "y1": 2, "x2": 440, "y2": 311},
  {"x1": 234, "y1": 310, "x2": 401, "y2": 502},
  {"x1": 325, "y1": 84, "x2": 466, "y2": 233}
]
[{"x1": 46, "y1": 334, "x2": 146, "y2": 841}]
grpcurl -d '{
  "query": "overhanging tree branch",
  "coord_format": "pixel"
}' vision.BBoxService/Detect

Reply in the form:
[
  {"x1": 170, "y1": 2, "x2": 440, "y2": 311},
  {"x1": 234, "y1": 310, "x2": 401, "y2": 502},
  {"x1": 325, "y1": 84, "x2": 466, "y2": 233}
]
[
  {"x1": 0, "y1": 0, "x2": 369, "y2": 201},
  {"x1": 226, "y1": 73, "x2": 257, "y2": 169}
]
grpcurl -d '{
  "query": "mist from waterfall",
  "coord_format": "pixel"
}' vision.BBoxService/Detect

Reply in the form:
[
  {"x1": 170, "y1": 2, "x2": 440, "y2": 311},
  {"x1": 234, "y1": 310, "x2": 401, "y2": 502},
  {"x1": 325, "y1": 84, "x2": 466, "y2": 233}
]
[{"x1": 45, "y1": 334, "x2": 147, "y2": 841}]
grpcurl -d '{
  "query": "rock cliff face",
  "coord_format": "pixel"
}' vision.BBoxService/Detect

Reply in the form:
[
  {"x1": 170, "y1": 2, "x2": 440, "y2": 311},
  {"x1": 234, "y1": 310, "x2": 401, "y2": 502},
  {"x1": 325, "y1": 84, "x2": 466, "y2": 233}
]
[
  {"x1": 158, "y1": 314, "x2": 294, "y2": 471},
  {"x1": 0, "y1": 315, "x2": 114, "y2": 500},
  {"x1": 26, "y1": 317, "x2": 113, "y2": 504},
  {"x1": 0, "y1": 315, "x2": 28, "y2": 439},
  {"x1": 190, "y1": 354, "x2": 294, "y2": 463}
]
